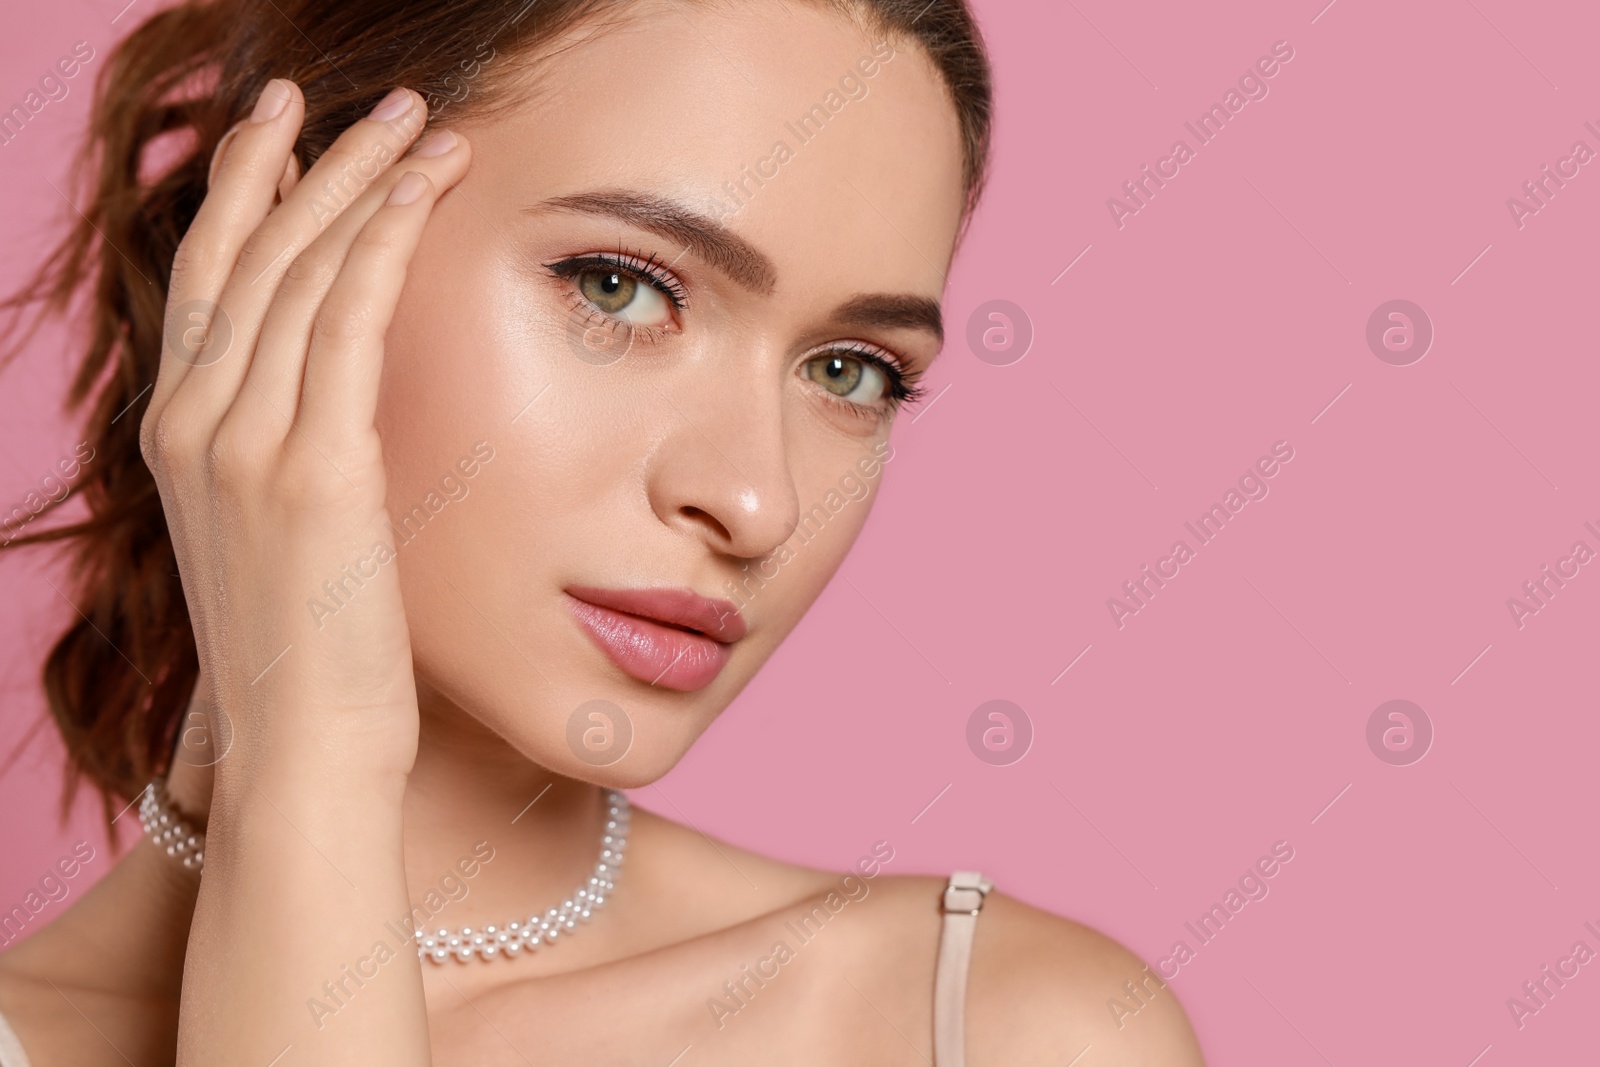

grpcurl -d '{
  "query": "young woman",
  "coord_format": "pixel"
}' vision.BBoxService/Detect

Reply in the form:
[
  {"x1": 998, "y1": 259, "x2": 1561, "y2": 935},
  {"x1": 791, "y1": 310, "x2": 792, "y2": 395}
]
[{"x1": 0, "y1": 0, "x2": 1205, "y2": 1062}]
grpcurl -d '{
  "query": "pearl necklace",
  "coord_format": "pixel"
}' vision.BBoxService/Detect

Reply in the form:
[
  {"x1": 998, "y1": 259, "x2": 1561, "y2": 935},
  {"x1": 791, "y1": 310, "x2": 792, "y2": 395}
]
[
  {"x1": 137, "y1": 778, "x2": 630, "y2": 964},
  {"x1": 139, "y1": 778, "x2": 206, "y2": 871},
  {"x1": 417, "y1": 789, "x2": 630, "y2": 964}
]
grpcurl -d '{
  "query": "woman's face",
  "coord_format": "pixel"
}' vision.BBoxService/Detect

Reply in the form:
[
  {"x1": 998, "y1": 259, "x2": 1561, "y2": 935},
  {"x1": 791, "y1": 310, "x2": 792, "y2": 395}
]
[{"x1": 376, "y1": 0, "x2": 966, "y2": 785}]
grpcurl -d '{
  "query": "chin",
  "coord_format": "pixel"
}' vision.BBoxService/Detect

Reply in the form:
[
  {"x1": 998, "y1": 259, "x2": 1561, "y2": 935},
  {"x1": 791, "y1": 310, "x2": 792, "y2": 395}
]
[
  {"x1": 476, "y1": 688, "x2": 721, "y2": 787},
  {"x1": 548, "y1": 657, "x2": 762, "y2": 786}
]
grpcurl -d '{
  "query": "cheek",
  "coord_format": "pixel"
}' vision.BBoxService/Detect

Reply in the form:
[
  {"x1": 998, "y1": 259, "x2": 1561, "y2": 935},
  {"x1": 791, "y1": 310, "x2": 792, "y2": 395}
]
[
  {"x1": 375, "y1": 209, "x2": 570, "y2": 694},
  {"x1": 379, "y1": 196, "x2": 601, "y2": 551},
  {"x1": 381, "y1": 196, "x2": 543, "y2": 434},
  {"x1": 375, "y1": 207, "x2": 690, "y2": 778}
]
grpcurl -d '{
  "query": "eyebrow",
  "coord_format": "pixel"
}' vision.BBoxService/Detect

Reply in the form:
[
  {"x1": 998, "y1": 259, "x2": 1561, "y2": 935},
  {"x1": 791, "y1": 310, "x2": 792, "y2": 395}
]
[
  {"x1": 531, "y1": 190, "x2": 777, "y2": 294},
  {"x1": 528, "y1": 188, "x2": 945, "y2": 344},
  {"x1": 831, "y1": 293, "x2": 944, "y2": 345}
]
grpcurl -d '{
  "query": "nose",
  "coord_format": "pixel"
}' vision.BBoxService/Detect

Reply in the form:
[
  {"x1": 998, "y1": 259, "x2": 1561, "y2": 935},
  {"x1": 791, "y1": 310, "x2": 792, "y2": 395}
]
[{"x1": 644, "y1": 356, "x2": 800, "y2": 560}]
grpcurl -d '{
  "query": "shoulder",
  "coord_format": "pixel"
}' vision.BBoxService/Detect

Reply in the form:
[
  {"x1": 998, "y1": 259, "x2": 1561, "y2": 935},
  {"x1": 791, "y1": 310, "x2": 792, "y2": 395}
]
[
  {"x1": 0, "y1": 842, "x2": 188, "y2": 1067},
  {"x1": 814, "y1": 873, "x2": 1205, "y2": 1067},
  {"x1": 760, "y1": 869, "x2": 1206, "y2": 1066},
  {"x1": 0, "y1": 931, "x2": 118, "y2": 1066},
  {"x1": 964, "y1": 887, "x2": 1206, "y2": 1066},
  {"x1": 627, "y1": 814, "x2": 1206, "y2": 1064}
]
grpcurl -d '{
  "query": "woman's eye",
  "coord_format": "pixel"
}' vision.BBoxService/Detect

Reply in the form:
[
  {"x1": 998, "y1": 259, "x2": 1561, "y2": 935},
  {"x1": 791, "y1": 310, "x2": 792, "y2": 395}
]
[
  {"x1": 805, "y1": 352, "x2": 888, "y2": 406},
  {"x1": 576, "y1": 268, "x2": 671, "y2": 327}
]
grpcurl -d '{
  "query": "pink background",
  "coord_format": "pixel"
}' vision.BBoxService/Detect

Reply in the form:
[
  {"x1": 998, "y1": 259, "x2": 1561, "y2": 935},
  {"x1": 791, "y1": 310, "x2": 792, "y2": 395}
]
[{"x1": 4, "y1": 0, "x2": 1598, "y2": 1062}]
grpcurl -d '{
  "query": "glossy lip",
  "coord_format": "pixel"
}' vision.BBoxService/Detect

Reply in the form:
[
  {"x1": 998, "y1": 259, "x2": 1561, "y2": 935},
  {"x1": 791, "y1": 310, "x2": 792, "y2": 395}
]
[
  {"x1": 565, "y1": 585, "x2": 747, "y2": 642},
  {"x1": 564, "y1": 585, "x2": 746, "y2": 692}
]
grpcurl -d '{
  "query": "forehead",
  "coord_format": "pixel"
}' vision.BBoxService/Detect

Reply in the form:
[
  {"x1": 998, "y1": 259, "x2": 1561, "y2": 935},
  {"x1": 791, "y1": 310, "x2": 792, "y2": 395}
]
[{"x1": 463, "y1": 0, "x2": 967, "y2": 302}]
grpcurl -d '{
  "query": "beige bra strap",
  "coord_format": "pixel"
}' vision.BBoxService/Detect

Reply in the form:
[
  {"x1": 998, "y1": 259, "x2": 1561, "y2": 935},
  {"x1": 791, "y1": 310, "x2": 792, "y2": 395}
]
[{"x1": 933, "y1": 870, "x2": 993, "y2": 1067}]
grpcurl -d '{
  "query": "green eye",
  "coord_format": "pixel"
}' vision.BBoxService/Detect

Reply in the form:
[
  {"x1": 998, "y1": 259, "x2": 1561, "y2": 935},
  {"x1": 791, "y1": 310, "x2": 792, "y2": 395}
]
[
  {"x1": 579, "y1": 270, "x2": 638, "y2": 314},
  {"x1": 808, "y1": 354, "x2": 864, "y2": 397},
  {"x1": 805, "y1": 352, "x2": 891, "y2": 408}
]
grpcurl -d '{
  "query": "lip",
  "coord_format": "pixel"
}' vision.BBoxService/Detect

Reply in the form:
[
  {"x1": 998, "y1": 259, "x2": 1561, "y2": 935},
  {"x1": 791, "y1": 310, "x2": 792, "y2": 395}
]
[{"x1": 564, "y1": 585, "x2": 746, "y2": 692}]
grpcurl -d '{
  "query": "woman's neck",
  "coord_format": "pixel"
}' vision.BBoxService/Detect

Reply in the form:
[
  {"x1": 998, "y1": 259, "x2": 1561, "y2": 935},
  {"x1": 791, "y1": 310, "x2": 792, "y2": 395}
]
[{"x1": 399, "y1": 694, "x2": 609, "y2": 940}]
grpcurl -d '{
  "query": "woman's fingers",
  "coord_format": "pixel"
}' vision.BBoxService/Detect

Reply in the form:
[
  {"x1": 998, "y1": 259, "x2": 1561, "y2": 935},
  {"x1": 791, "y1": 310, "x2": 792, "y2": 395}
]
[
  {"x1": 278, "y1": 153, "x2": 301, "y2": 202},
  {"x1": 233, "y1": 129, "x2": 468, "y2": 434},
  {"x1": 166, "y1": 88, "x2": 429, "y2": 427},
  {"x1": 147, "y1": 79, "x2": 303, "y2": 424},
  {"x1": 206, "y1": 122, "x2": 245, "y2": 190},
  {"x1": 213, "y1": 127, "x2": 299, "y2": 201},
  {"x1": 298, "y1": 149, "x2": 467, "y2": 442}
]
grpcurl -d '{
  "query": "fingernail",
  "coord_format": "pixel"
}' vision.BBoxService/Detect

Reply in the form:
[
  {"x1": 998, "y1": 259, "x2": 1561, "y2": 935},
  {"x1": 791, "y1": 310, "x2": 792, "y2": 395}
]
[
  {"x1": 368, "y1": 87, "x2": 413, "y2": 122},
  {"x1": 412, "y1": 130, "x2": 457, "y2": 158},
  {"x1": 250, "y1": 79, "x2": 290, "y2": 123},
  {"x1": 387, "y1": 171, "x2": 428, "y2": 206}
]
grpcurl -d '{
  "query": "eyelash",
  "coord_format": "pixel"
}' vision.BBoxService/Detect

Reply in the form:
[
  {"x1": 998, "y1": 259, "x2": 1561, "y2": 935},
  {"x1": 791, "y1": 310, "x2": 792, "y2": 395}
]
[
  {"x1": 547, "y1": 246, "x2": 689, "y2": 316},
  {"x1": 544, "y1": 250, "x2": 927, "y2": 425},
  {"x1": 811, "y1": 341, "x2": 927, "y2": 426}
]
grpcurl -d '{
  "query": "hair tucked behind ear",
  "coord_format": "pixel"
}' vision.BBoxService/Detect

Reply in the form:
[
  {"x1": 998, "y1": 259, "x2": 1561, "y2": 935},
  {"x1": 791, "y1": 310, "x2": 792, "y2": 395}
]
[{"x1": 0, "y1": 0, "x2": 992, "y2": 829}]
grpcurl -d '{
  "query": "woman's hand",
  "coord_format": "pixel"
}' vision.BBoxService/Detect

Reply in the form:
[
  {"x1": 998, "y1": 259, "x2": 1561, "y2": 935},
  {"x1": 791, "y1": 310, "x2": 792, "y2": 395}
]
[
  {"x1": 144, "y1": 79, "x2": 463, "y2": 778},
  {"x1": 140, "y1": 78, "x2": 470, "y2": 1065}
]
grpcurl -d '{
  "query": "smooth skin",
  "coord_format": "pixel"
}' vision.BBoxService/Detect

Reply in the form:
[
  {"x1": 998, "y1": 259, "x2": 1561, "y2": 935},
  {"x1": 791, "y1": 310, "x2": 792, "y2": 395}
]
[{"x1": 0, "y1": 3, "x2": 1205, "y2": 1064}]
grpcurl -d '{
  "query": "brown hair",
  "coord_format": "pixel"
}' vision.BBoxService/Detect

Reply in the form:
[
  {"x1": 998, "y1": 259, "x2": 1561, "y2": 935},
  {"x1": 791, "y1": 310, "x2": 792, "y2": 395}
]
[{"x1": 0, "y1": 0, "x2": 993, "y2": 823}]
